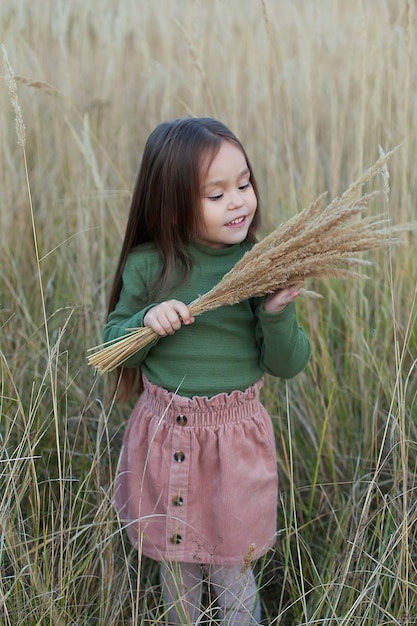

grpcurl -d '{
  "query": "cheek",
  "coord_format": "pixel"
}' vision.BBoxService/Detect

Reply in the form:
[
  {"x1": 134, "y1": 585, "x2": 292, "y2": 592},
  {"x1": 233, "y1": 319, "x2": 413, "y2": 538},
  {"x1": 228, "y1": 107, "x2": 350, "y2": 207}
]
[{"x1": 199, "y1": 206, "x2": 212, "y2": 232}]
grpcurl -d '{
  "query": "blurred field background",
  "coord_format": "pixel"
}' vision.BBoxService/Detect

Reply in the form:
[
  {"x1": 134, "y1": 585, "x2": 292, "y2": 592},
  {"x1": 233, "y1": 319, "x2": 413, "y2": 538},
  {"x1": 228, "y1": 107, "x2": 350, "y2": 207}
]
[{"x1": 1, "y1": 0, "x2": 416, "y2": 624}]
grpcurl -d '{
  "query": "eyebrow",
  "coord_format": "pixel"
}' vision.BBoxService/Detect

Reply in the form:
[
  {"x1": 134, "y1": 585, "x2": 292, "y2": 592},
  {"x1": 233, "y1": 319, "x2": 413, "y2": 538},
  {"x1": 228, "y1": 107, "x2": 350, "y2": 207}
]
[{"x1": 202, "y1": 167, "x2": 250, "y2": 190}]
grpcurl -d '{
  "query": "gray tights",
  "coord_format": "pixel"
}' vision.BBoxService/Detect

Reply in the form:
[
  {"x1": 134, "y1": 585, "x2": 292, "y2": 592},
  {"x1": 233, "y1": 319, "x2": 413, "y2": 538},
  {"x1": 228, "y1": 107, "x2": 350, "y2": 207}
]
[{"x1": 160, "y1": 562, "x2": 261, "y2": 625}]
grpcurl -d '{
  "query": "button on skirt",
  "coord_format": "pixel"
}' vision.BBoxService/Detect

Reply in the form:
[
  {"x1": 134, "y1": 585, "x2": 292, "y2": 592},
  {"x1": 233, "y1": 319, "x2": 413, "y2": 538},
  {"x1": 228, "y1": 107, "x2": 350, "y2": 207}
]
[{"x1": 114, "y1": 376, "x2": 278, "y2": 566}]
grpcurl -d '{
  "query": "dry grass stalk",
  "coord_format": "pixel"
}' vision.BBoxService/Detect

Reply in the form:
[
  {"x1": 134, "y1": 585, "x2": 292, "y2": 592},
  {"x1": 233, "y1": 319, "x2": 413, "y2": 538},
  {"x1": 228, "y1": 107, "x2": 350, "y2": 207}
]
[
  {"x1": 88, "y1": 148, "x2": 412, "y2": 373},
  {"x1": 14, "y1": 75, "x2": 64, "y2": 99},
  {"x1": 2, "y1": 45, "x2": 26, "y2": 146}
]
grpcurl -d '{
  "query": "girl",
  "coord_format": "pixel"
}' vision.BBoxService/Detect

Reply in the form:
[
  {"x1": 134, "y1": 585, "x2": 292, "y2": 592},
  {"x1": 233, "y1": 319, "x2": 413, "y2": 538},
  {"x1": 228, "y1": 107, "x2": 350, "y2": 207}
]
[{"x1": 104, "y1": 117, "x2": 311, "y2": 625}]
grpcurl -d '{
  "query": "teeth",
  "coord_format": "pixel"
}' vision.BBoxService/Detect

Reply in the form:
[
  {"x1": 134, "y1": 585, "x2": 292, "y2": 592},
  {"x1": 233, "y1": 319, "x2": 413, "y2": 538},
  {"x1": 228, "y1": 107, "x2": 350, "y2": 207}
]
[{"x1": 229, "y1": 217, "x2": 244, "y2": 225}]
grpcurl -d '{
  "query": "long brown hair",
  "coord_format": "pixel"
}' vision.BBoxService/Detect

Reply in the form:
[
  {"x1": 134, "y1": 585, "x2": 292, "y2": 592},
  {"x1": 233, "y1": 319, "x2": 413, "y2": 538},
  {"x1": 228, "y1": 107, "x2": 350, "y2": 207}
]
[{"x1": 107, "y1": 117, "x2": 261, "y2": 400}]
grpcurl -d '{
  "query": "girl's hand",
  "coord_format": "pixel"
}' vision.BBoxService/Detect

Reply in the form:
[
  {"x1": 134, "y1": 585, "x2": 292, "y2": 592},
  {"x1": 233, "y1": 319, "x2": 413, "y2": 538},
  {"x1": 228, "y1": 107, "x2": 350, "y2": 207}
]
[
  {"x1": 143, "y1": 300, "x2": 195, "y2": 336},
  {"x1": 264, "y1": 283, "x2": 303, "y2": 313}
]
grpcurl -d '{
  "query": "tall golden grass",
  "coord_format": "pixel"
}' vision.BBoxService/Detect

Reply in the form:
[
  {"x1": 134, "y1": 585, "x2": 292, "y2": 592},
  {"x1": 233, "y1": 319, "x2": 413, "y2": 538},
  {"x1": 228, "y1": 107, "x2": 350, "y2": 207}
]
[{"x1": 1, "y1": 1, "x2": 416, "y2": 624}]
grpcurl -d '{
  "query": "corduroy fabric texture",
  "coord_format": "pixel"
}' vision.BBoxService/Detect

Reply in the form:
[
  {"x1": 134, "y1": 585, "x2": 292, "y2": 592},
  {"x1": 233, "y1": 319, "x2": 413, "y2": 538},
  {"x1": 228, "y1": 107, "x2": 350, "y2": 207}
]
[{"x1": 114, "y1": 376, "x2": 278, "y2": 565}]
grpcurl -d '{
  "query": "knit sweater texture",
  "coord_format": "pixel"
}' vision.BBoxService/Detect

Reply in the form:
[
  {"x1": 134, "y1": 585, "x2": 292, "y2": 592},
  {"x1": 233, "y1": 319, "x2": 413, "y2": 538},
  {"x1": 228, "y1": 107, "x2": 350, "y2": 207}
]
[{"x1": 103, "y1": 242, "x2": 311, "y2": 398}]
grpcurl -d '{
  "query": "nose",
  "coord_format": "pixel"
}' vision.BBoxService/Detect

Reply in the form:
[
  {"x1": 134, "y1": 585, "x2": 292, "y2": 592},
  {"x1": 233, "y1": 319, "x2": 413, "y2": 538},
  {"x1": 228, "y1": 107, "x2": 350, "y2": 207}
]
[{"x1": 227, "y1": 188, "x2": 244, "y2": 209}]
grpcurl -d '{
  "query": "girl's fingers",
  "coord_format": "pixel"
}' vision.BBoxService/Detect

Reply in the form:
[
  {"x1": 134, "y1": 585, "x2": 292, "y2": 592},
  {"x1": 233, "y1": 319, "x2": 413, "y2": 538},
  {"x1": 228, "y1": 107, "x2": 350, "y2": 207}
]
[
  {"x1": 144, "y1": 300, "x2": 195, "y2": 335},
  {"x1": 174, "y1": 302, "x2": 194, "y2": 325},
  {"x1": 264, "y1": 283, "x2": 304, "y2": 313}
]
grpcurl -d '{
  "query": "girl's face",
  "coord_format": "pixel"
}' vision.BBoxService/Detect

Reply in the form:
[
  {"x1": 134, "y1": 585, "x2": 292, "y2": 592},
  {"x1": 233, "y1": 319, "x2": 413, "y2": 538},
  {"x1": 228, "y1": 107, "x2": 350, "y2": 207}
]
[{"x1": 198, "y1": 141, "x2": 257, "y2": 248}]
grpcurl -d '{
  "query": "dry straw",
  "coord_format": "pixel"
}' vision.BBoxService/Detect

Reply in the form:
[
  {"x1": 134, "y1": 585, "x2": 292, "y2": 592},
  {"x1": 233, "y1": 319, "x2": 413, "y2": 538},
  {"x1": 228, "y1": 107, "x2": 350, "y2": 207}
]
[
  {"x1": 2, "y1": 45, "x2": 26, "y2": 146},
  {"x1": 88, "y1": 147, "x2": 412, "y2": 373}
]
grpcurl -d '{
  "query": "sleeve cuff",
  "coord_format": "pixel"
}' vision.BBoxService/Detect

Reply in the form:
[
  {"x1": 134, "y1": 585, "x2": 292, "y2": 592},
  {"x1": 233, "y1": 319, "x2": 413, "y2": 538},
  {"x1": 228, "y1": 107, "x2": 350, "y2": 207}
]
[{"x1": 258, "y1": 299, "x2": 296, "y2": 323}]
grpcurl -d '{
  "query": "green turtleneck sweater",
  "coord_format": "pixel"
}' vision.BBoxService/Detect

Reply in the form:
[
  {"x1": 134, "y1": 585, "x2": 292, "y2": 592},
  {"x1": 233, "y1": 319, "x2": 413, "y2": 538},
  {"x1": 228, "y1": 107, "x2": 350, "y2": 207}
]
[{"x1": 103, "y1": 242, "x2": 311, "y2": 398}]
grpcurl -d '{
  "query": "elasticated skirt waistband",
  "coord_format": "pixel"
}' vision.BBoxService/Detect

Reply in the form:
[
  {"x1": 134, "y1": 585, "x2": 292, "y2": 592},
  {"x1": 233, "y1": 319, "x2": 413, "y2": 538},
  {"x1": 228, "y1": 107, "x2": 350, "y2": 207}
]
[{"x1": 142, "y1": 375, "x2": 264, "y2": 427}]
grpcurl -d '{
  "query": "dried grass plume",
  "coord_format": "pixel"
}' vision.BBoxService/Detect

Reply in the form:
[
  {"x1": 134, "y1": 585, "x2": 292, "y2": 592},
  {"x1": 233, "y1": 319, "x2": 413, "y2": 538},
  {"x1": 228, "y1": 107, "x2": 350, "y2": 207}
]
[
  {"x1": 2, "y1": 45, "x2": 26, "y2": 146},
  {"x1": 88, "y1": 146, "x2": 413, "y2": 373}
]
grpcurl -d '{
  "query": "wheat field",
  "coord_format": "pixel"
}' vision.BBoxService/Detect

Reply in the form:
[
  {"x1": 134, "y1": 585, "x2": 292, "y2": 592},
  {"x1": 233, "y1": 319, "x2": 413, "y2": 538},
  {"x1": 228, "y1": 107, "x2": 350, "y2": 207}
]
[{"x1": 1, "y1": 1, "x2": 416, "y2": 624}]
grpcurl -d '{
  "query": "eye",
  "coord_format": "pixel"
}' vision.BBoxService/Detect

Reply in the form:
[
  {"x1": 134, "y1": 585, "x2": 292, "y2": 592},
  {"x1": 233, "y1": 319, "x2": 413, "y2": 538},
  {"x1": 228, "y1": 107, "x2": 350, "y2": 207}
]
[
  {"x1": 207, "y1": 193, "x2": 223, "y2": 201},
  {"x1": 238, "y1": 182, "x2": 250, "y2": 191}
]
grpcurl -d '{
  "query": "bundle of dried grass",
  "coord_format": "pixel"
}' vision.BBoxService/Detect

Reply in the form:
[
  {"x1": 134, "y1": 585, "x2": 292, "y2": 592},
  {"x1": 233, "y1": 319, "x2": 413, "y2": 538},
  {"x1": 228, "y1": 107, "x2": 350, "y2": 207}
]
[{"x1": 88, "y1": 147, "x2": 411, "y2": 373}]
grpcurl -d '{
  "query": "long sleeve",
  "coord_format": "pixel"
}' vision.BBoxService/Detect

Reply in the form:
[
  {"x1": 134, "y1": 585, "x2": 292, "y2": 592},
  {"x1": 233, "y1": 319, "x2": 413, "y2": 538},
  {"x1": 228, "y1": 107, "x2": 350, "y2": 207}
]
[
  {"x1": 102, "y1": 252, "x2": 160, "y2": 367},
  {"x1": 102, "y1": 242, "x2": 311, "y2": 396},
  {"x1": 255, "y1": 300, "x2": 311, "y2": 379}
]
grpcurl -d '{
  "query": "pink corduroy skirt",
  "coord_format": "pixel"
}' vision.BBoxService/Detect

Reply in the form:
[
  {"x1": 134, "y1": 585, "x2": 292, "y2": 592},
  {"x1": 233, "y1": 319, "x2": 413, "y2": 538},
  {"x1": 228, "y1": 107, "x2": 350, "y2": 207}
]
[{"x1": 114, "y1": 376, "x2": 278, "y2": 566}]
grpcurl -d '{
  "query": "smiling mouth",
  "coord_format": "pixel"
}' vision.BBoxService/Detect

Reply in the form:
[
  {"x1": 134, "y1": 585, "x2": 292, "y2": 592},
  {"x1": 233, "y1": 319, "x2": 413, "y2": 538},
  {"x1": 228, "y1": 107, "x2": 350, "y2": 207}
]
[{"x1": 226, "y1": 216, "x2": 246, "y2": 226}]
